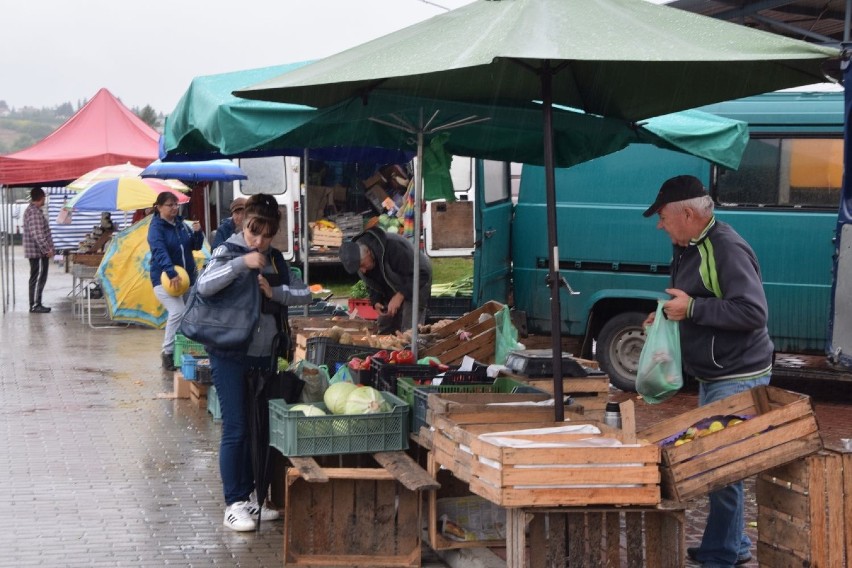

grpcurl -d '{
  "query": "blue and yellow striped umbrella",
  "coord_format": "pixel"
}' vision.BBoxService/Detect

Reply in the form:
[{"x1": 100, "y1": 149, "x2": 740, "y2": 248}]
[
  {"x1": 67, "y1": 177, "x2": 189, "y2": 212},
  {"x1": 96, "y1": 215, "x2": 209, "y2": 328}
]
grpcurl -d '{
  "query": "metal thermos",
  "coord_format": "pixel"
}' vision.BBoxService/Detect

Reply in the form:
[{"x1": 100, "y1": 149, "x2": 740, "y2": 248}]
[{"x1": 604, "y1": 402, "x2": 622, "y2": 429}]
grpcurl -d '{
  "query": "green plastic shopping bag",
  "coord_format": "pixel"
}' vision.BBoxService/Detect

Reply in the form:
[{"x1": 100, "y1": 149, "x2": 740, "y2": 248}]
[{"x1": 636, "y1": 301, "x2": 683, "y2": 404}]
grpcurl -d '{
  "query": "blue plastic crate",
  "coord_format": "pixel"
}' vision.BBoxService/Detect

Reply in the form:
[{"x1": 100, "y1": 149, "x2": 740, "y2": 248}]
[{"x1": 181, "y1": 354, "x2": 211, "y2": 383}]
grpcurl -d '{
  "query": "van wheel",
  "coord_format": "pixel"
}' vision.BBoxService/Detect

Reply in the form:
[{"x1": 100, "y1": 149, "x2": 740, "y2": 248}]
[{"x1": 596, "y1": 312, "x2": 647, "y2": 392}]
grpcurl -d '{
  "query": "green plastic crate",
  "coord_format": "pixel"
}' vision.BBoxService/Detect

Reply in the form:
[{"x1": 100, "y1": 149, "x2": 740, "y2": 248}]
[
  {"x1": 207, "y1": 385, "x2": 221, "y2": 421},
  {"x1": 268, "y1": 391, "x2": 409, "y2": 456},
  {"x1": 174, "y1": 334, "x2": 207, "y2": 367},
  {"x1": 399, "y1": 377, "x2": 547, "y2": 433}
]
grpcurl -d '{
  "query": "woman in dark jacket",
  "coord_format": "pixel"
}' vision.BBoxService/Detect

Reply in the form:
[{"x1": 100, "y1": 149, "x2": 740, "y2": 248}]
[
  {"x1": 147, "y1": 192, "x2": 204, "y2": 370},
  {"x1": 197, "y1": 193, "x2": 311, "y2": 532}
]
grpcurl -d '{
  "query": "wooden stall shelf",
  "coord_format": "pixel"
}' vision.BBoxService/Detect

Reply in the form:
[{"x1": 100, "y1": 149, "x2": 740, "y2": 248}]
[
  {"x1": 638, "y1": 385, "x2": 823, "y2": 502},
  {"x1": 756, "y1": 443, "x2": 851, "y2": 568},
  {"x1": 426, "y1": 451, "x2": 506, "y2": 551}
]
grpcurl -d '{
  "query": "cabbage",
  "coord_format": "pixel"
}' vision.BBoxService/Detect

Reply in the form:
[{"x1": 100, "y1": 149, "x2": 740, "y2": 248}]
[
  {"x1": 344, "y1": 386, "x2": 392, "y2": 415},
  {"x1": 324, "y1": 382, "x2": 358, "y2": 415},
  {"x1": 290, "y1": 404, "x2": 326, "y2": 417}
]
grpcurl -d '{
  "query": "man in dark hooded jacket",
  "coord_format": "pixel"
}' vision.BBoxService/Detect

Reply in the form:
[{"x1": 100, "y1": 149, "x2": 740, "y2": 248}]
[{"x1": 339, "y1": 227, "x2": 431, "y2": 334}]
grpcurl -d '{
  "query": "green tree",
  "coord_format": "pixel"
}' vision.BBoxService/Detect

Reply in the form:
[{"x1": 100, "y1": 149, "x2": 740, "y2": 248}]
[{"x1": 135, "y1": 105, "x2": 160, "y2": 129}]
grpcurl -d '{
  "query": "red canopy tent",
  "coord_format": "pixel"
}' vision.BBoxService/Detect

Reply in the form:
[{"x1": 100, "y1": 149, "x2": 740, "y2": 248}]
[{"x1": 0, "y1": 88, "x2": 159, "y2": 186}]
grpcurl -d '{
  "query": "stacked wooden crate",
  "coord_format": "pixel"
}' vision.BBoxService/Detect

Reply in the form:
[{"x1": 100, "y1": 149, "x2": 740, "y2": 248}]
[{"x1": 756, "y1": 441, "x2": 852, "y2": 567}]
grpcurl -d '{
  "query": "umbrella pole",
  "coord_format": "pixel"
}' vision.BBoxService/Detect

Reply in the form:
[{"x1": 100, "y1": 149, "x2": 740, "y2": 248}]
[
  {"x1": 411, "y1": 126, "x2": 424, "y2": 358},
  {"x1": 302, "y1": 149, "x2": 310, "y2": 317},
  {"x1": 542, "y1": 62, "x2": 565, "y2": 422}
]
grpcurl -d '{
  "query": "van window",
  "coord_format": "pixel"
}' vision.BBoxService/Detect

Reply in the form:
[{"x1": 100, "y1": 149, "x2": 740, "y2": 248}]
[
  {"x1": 716, "y1": 137, "x2": 842, "y2": 208},
  {"x1": 239, "y1": 157, "x2": 288, "y2": 195},
  {"x1": 450, "y1": 157, "x2": 473, "y2": 195}
]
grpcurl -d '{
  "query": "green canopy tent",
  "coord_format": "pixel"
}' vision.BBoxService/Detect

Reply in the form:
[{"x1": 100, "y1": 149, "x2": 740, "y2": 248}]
[
  {"x1": 164, "y1": 63, "x2": 751, "y2": 329},
  {"x1": 234, "y1": 0, "x2": 840, "y2": 419}
]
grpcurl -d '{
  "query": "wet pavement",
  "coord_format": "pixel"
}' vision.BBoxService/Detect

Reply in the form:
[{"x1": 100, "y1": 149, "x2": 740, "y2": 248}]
[{"x1": 2, "y1": 249, "x2": 851, "y2": 567}]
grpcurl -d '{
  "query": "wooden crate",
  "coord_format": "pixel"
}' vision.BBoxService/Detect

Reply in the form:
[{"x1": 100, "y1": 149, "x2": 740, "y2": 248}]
[
  {"x1": 512, "y1": 375, "x2": 610, "y2": 421},
  {"x1": 638, "y1": 385, "x2": 823, "y2": 502},
  {"x1": 284, "y1": 465, "x2": 422, "y2": 567},
  {"x1": 310, "y1": 223, "x2": 343, "y2": 247},
  {"x1": 431, "y1": 418, "x2": 567, "y2": 483},
  {"x1": 421, "y1": 301, "x2": 504, "y2": 365},
  {"x1": 425, "y1": 392, "x2": 570, "y2": 433},
  {"x1": 510, "y1": 504, "x2": 686, "y2": 568},
  {"x1": 468, "y1": 424, "x2": 661, "y2": 507},
  {"x1": 189, "y1": 382, "x2": 208, "y2": 408},
  {"x1": 756, "y1": 444, "x2": 851, "y2": 568}
]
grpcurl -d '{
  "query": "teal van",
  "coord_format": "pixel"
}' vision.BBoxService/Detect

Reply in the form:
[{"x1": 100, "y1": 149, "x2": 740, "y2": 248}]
[{"x1": 475, "y1": 90, "x2": 844, "y2": 391}]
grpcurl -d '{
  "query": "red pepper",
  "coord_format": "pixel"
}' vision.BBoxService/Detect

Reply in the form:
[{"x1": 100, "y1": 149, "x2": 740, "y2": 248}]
[
  {"x1": 373, "y1": 350, "x2": 389, "y2": 362},
  {"x1": 395, "y1": 349, "x2": 415, "y2": 365},
  {"x1": 348, "y1": 358, "x2": 362, "y2": 370},
  {"x1": 360, "y1": 356, "x2": 372, "y2": 371}
]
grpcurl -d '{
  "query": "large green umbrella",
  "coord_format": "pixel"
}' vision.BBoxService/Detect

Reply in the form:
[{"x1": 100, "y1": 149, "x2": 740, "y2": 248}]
[
  {"x1": 164, "y1": 65, "x2": 746, "y2": 169},
  {"x1": 234, "y1": 0, "x2": 839, "y2": 420}
]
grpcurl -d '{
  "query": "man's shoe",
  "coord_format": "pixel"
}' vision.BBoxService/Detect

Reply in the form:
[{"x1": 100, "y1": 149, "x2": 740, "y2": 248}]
[
  {"x1": 162, "y1": 352, "x2": 177, "y2": 371},
  {"x1": 246, "y1": 499, "x2": 280, "y2": 521},
  {"x1": 223, "y1": 501, "x2": 256, "y2": 532},
  {"x1": 29, "y1": 305, "x2": 51, "y2": 313},
  {"x1": 687, "y1": 547, "x2": 752, "y2": 565}
]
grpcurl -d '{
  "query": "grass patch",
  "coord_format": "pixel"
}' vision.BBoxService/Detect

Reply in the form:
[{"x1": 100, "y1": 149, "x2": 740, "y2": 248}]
[{"x1": 309, "y1": 256, "x2": 474, "y2": 299}]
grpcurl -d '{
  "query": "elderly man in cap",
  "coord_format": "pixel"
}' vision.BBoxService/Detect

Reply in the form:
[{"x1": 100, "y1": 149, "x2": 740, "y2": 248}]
[
  {"x1": 339, "y1": 227, "x2": 432, "y2": 334},
  {"x1": 212, "y1": 198, "x2": 247, "y2": 249},
  {"x1": 644, "y1": 174, "x2": 772, "y2": 568}
]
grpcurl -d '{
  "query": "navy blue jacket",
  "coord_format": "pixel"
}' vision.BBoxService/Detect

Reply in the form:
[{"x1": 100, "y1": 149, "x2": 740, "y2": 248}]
[
  {"x1": 212, "y1": 217, "x2": 236, "y2": 249},
  {"x1": 147, "y1": 213, "x2": 204, "y2": 287},
  {"x1": 671, "y1": 218, "x2": 774, "y2": 381}
]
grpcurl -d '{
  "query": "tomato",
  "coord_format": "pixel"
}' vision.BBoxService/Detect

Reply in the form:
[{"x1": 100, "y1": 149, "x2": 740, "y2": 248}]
[
  {"x1": 348, "y1": 358, "x2": 362, "y2": 370},
  {"x1": 360, "y1": 356, "x2": 373, "y2": 371}
]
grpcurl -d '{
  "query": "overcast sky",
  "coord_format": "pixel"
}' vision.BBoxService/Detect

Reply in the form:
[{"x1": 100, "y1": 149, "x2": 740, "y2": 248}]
[{"x1": 2, "y1": 0, "x2": 485, "y2": 114}]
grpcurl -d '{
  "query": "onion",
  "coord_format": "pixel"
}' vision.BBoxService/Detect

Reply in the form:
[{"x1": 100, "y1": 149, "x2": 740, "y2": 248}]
[
  {"x1": 344, "y1": 386, "x2": 392, "y2": 415},
  {"x1": 324, "y1": 382, "x2": 358, "y2": 415}
]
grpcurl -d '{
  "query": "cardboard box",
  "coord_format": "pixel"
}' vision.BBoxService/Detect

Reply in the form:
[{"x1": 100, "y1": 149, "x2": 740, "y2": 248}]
[
  {"x1": 305, "y1": 185, "x2": 336, "y2": 221},
  {"x1": 362, "y1": 172, "x2": 387, "y2": 189},
  {"x1": 638, "y1": 385, "x2": 823, "y2": 502},
  {"x1": 365, "y1": 185, "x2": 391, "y2": 213}
]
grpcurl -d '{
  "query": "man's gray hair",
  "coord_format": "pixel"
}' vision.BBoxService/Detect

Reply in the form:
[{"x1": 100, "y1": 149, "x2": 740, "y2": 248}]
[{"x1": 668, "y1": 195, "x2": 714, "y2": 217}]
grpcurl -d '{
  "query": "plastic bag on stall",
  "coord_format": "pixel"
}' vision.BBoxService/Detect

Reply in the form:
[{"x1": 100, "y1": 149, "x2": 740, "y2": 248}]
[
  {"x1": 329, "y1": 364, "x2": 355, "y2": 385},
  {"x1": 636, "y1": 301, "x2": 683, "y2": 404},
  {"x1": 289, "y1": 360, "x2": 330, "y2": 403},
  {"x1": 494, "y1": 306, "x2": 521, "y2": 365}
]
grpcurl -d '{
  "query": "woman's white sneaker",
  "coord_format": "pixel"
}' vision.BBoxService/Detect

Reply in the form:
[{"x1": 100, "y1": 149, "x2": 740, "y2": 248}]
[
  {"x1": 224, "y1": 501, "x2": 256, "y2": 532},
  {"x1": 246, "y1": 499, "x2": 280, "y2": 521}
]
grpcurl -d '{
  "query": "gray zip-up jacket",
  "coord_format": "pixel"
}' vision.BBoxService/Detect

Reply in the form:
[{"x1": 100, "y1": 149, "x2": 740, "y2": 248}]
[
  {"x1": 671, "y1": 218, "x2": 774, "y2": 382},
  {"x1": 197, "y1": 233, "x2": 311, "y2": 358}
]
